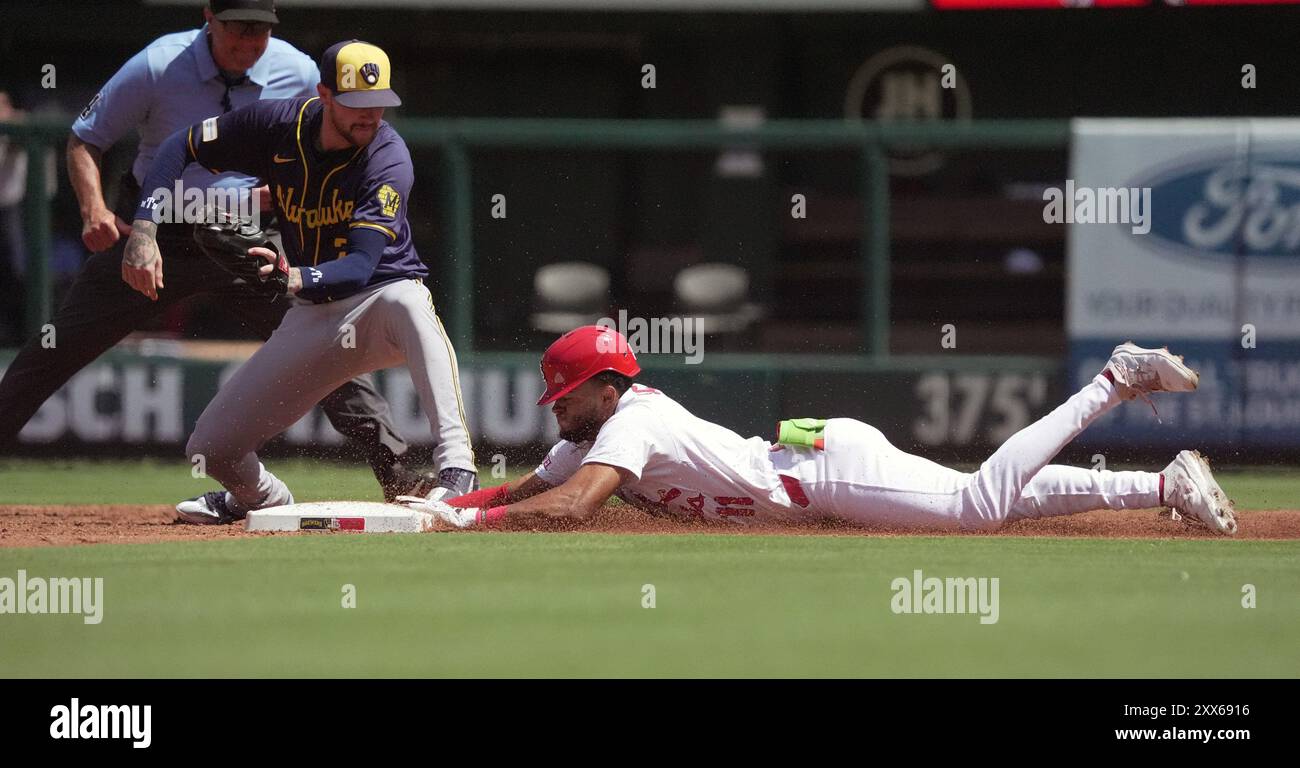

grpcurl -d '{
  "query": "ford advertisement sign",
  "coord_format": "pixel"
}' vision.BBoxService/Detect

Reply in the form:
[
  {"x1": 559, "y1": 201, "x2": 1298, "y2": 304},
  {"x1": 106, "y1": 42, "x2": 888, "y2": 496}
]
[
  {"x1": 1070, "y1": 120, "x2": 1300, "y2": 451},
  {"x1": 1132, "y1": 154, "x2": 1300, "y2": 261}
]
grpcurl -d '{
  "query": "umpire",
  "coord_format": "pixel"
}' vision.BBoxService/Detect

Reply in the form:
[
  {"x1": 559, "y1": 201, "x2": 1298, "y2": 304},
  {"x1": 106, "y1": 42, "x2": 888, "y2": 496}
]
[{"x1": 0, "y1": 0, "x2": 446, "y2": 501}]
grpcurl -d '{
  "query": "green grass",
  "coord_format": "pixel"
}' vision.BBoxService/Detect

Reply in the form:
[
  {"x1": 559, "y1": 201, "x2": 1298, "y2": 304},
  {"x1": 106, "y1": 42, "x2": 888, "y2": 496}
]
[
  {"x1": 0, "y1": 458, "x2": 528, "y2": 505},
  {"x1": 1, "y1": 458, "x2": 1297, "y2": 677},
  {"x1": 0, "y1": 534, "x2": 1295, "y2": 677},
  {"x1": 1224, "y1": 469, "x2": 1300, "y2": 510}
]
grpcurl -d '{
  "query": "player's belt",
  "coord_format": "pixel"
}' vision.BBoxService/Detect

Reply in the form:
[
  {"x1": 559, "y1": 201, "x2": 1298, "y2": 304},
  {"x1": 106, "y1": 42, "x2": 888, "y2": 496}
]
[
  {"x1": 779, "y1": 474, "x2": 812, "y2": 508},
  {"x1": 301, "y1": 275, "x2": 421, "y2": 306}
]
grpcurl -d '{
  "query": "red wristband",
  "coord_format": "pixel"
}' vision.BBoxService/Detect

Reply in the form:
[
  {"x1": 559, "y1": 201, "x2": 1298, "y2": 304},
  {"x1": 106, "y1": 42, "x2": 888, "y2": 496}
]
[
  {"x1": 448, "y1": 484, "x2": 510, "y2": 508},
  {"x1": 475, "y1": 506, "x2": 509, "y2": 526}
]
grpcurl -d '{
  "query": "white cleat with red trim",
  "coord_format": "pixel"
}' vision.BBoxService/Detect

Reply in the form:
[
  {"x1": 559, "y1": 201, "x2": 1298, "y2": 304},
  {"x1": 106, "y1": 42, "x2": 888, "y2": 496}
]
[{"x1": 1162, "y1": 450, "x2": 1238, "y2": 536}]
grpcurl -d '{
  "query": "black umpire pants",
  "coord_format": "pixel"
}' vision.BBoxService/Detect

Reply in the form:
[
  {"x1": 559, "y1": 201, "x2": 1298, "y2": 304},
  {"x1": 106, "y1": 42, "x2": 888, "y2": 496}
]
[{"x1": 0, "y1": 184, "x2": 413, "y2": 489}]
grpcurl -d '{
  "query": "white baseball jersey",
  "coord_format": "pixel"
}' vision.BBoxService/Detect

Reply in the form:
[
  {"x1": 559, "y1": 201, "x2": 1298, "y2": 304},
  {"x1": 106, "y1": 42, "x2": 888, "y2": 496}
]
[{"x1": 534, "y1": 385, "x2": 808, "y2": 523}]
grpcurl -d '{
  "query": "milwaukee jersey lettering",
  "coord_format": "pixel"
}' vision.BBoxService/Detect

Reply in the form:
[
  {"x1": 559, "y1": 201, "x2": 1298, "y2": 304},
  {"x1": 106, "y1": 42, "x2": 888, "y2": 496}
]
[{"x1": 181, "y1": 97, "x2": 425, "y2": 295}]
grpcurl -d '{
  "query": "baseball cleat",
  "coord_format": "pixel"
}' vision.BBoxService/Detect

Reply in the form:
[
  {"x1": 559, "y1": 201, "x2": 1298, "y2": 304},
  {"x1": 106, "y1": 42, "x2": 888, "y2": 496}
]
[
  {"x1": 1105, "y1": 342, "x2": 1198, "y2": 419},
  {"x1": 381, "y1": 467, "x2": 439, "y2": 502},
  {"x1": 1106, "y1": 342, "x2": 1199, "y2": 400},
  {"x1": 419, "y1": 467, "x2": 480, "y2": 503},
  {"x1": 176, "y1": 490, "x2": 245, "y2": 525},
  {"x1": 437, "y1": 467, "x2": 479, "y2": 495},
  {"x1": 1161, "y1": 450, "x2": 1238, "y2": 535},
  {"x1": 381, "y1": 467, "x2": 479, "y2": 503}
]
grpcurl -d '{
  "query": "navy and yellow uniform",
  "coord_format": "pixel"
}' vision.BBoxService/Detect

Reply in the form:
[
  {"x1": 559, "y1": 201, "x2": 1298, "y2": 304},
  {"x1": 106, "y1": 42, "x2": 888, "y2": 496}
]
[
  {"x1": 138, "y1": 41, "x2": 476, "y2": 519},
  {"x1": 0, "y1": 27, "x2": 424, "y2": 502},
  {"x1": 138, "y1": 95, "x2": 424, "y2": 303}
]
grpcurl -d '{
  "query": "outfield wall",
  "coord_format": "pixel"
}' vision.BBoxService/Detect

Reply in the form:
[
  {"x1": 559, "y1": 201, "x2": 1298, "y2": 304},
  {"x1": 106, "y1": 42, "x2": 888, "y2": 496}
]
[
  {"x1": 9, "y1": 345, "x2": 1299, "y2": 463},
  {"x1": 0, "y1": 349, "x2": 1061, "y2": 463}
]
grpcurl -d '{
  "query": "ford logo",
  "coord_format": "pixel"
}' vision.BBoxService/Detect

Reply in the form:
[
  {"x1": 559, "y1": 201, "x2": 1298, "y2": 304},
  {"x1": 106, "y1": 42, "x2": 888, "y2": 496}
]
[{"x1": 1133, "y1": 153, "x2": 1300, "y2": 260}]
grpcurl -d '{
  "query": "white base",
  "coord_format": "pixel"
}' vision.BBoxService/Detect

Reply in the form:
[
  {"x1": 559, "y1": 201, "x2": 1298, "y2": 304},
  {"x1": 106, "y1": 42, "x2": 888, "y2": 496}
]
[{"x1": 245, "y1": 501, "x2": 430, "y2": 533}]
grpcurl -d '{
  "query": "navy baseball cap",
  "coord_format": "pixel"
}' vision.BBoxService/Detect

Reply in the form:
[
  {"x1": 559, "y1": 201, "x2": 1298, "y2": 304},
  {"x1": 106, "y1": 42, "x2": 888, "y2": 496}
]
[
  {"x1": 320, "y1": 40, "x2": 402, "y2": 109},
  {"x1": 210, "y1": 0, "x2": 279, "y2": 24}
]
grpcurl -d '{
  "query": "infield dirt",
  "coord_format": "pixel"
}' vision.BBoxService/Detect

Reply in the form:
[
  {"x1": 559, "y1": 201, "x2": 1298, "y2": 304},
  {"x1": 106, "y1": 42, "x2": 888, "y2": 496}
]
[{"x1": 2, "y1": 504, "x2": 1297, "y2": 548}]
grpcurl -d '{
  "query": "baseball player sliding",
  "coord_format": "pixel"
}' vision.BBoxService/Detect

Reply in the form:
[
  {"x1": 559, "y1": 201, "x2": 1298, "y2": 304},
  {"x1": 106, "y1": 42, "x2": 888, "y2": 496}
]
[
  {"x1": 406, "y1": 325, "x2": 1237, "y2": 535},
  {"x1": 121, "y1": 40, "x2": 476, "y2": 523}
]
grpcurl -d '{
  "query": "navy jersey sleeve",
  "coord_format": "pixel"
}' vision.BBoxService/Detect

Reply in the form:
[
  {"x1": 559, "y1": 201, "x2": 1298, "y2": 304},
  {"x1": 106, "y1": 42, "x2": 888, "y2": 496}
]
[
  {"x1": 348, "y1": 141, "x2": 413, "y2": 242},
  {"x1": 134, "y1": 100, "x2": 291, "y2": 222},
  {"x1": 296, "y1": 227, "x2": 387, "y2": 301},
  {"x1": 184, "y1": 102, "x2": 285, "y2": 182}
]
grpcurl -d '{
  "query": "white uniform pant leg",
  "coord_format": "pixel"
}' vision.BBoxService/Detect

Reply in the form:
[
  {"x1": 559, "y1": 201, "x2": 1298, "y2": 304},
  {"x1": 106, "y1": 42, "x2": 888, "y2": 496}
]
[
  {"x1": 186, "y1": 289, "x2": 404, "y2": 512},
  {"x1": 372, "y1": 280, "x2": 475, "y2": 473},
  {"x1": 960, "y1": 374, "x2": 1121, "y2": 530},
  {"x1": 804, "y1": 418, "x2": 969, "y2": 530},
  {"x1": 1007, "y1": 466, "x2": 1161, "y2": 522}
]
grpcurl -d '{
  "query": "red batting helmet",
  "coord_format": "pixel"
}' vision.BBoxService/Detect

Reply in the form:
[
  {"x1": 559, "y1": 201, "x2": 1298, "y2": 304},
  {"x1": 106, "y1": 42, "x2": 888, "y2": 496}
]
[{"x1": 537, "y1": 325, "x2": 641, "y2": 405}]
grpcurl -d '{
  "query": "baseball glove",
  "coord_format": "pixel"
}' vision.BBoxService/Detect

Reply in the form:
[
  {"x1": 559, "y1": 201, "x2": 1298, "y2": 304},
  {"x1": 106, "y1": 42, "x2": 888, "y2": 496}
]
[{"x1": 193, "y1": 216, "x2": 290, "y2": 298}]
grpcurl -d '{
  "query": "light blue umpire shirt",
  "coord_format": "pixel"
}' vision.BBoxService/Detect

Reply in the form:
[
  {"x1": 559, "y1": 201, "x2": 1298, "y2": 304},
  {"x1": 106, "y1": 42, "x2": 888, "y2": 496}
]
[{"x1": 71, "y1": 24, "x2": 319, "y2": 197}]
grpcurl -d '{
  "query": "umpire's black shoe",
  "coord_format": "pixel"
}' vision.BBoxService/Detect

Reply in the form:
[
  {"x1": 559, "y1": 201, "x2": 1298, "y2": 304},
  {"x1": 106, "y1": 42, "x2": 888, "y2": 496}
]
[{"x1": 176, "y1": 491, "x2": 245, "y2": 525}]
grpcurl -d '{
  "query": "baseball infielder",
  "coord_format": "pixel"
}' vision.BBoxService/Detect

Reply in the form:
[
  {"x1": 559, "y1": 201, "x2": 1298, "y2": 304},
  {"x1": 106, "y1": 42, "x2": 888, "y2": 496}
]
[
  {"x1": 408, "y1": 325, "x2": 1237, "y2": 535},
  {"x1": 122, "y1": 40, "x2": 476, "y2": 523},
  {"x1": 0, "y1": 1, "x2": 442, "y2": 503}
]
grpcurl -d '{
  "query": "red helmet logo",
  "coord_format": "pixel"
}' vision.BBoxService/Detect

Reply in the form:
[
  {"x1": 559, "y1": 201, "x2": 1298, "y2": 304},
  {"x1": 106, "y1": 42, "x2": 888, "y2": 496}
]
[{"x1": 537, "y1": 325, "x2": 641, "y2": 405}]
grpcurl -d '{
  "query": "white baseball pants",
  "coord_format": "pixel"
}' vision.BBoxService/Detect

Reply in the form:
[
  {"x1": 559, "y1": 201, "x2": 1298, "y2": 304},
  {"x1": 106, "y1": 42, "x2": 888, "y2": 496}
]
[{"x1": 802, "y1": 374, "x2": 1159, "y2": 530}]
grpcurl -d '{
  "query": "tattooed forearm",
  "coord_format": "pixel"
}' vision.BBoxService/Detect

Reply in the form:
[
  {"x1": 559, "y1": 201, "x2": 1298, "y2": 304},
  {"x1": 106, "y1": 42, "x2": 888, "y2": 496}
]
[
  {"x1": 130, "y1": 219, "x2": 158, "y2": 241},
  {"x1": 123, "y1": 221, "x2": 159, "y2": 268}
]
